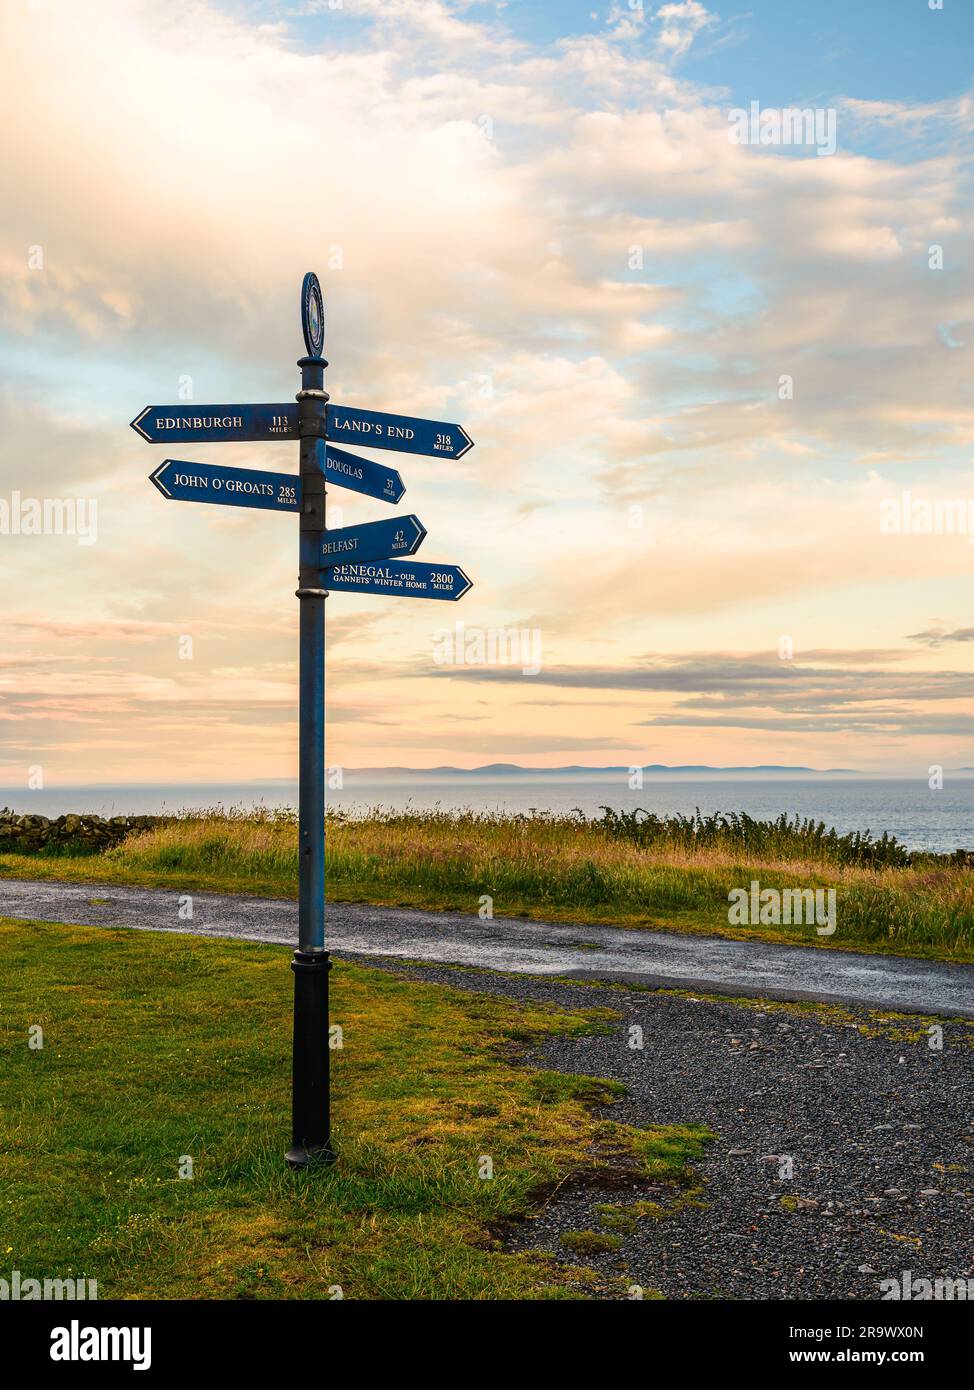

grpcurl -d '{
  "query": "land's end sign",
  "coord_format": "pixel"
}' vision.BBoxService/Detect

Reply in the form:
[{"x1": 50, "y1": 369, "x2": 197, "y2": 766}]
[{"x1": 326, "y1": 405, "x2": 473, "y2": 459}]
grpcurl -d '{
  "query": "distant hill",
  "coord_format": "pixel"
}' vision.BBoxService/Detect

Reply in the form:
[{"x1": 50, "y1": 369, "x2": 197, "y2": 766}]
[{"x1": 346, "y1": 763, "x2": 861, "y2": 776}]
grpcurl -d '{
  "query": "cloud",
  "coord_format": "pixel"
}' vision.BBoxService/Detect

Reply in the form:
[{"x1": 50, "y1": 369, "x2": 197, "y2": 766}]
[
  {"x1": 638, "y1": 711, "x2": 974, "y2": 736},
  {"x1": 426, "y1": 652, "x2": 974, "y2": 737},
  {"x1": 1, "y1": 0, "x2": 972, "y2": 778},
  {"x1": 653, "y1": 2, "x2": 718, "y2": 59},
  {"x1": 430, "y1": 652, "x2": 972, "y2": 699},
  {"x1": 907, "y1": 627, "x2": 974, "y2": 648},
  {"x1": 841, "y1": 93, "x2": 974, "y2": 136}
]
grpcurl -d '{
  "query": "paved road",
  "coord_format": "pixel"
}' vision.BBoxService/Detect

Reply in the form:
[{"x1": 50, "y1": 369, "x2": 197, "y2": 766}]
[{"x1": 2, "y1": 875, "x2": 973, "y2": 1018}]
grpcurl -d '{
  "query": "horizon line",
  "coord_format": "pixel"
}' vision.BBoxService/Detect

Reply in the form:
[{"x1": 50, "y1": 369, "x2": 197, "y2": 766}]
[{"x1": 7, "y1": 768, "x2": 974, "y2": 791}]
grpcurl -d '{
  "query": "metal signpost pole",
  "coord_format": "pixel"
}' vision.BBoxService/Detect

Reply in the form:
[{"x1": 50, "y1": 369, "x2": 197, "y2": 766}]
[
  {"x1": 133, "y1": 272, "x2": 473, "y2": 1167},
  {"x1": 287, "y1": 273, "x2": 335, "y2": 1169}
]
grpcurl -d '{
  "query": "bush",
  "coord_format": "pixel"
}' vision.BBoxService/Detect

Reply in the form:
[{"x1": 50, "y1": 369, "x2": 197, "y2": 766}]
[{"x1": 594, "y1": 807, "x2": 913, "y2": 868}]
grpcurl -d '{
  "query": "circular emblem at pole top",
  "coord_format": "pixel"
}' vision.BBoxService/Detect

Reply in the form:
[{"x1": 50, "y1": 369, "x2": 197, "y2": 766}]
[{"x1": 301, "y1": 272, "x2": 324, "y2": 358}]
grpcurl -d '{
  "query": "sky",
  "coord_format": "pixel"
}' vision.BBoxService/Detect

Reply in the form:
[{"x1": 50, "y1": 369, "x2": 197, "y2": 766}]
[{"x1": 0, "y1": 0, "x2": 972, "y2": 783}]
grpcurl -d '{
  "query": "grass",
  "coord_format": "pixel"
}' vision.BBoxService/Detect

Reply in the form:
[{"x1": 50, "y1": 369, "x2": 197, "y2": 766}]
[
  {"x1": 0, "y1": 917, "x2": 711, "y2": 1300},
  {"x1": 560, "y1": 1231, "x2": 622, "y2": 1255},
  {"x1": 1, "y1": 805, "x2": 972, "y2": 961}
]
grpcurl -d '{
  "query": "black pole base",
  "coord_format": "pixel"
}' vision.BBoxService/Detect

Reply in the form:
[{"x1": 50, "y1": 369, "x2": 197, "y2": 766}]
[
  {"x1": 287, "y1": 949, "x2": 335, "y2": 1169},
  {"x1": 285, "y1": 1141, "x2": 337, "y2": 1171}
]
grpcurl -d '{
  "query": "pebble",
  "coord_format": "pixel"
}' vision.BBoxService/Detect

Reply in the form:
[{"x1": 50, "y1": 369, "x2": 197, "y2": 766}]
[{"x1": 374, "y1": 957, "x2": 974, "y2": 1301}]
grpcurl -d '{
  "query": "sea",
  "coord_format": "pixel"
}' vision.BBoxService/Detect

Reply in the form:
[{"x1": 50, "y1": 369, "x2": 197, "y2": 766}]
[{"x1": 1, "y1": 774, "x2": 971, "y2": 854}]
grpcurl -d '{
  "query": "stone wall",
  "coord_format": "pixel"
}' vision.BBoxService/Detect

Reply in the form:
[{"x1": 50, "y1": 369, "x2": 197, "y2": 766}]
[{"x1": 0, "y1": 812, "x2": 166, "y2": 855}]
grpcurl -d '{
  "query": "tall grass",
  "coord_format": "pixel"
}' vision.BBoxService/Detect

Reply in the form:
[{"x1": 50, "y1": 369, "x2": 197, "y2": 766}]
[
  {"x1": 80, "y1": 804, "x2": 974, "y2": 958},
  {"x1": 595, "y1": 806, "x2": 912, "y2": 868},
  {"x1": 2, "y1": 804, "x2": 970, "y2": 958}
]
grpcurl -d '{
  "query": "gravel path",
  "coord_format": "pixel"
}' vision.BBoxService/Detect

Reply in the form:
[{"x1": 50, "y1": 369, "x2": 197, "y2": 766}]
[
  {"x1": 367, "y1": 959, "x2": 974, "y2": 1301},
  {"x1": 2, "y1": 875, "x2": 974, "y2": 1018}
]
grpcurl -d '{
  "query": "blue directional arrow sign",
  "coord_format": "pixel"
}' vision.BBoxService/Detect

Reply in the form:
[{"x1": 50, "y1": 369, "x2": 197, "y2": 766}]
[
  {"x1": 131, "y1": 404, "x2": 298, "y2": 443},
  {"x1": 325, "y1": 560, "x2": 473, "y2": 601},
  {"x1": 321, "y1": 515, "x2": 426, "y2": 567},
  {"x1": 324, "y1": 446, "x2": 405, "y2": 504},
  {"x1": 327, "y1": 405, "x2": 473, "y2": 459},
  {"x1": 149, "y1": 459, "x2": 299, "y2": 511},
  {"x1": 132, "y1": 402, "x2": 472, "y2": 460},
  {"x1": 149, "y1": 454, "x2": 405, "y2": 513}
]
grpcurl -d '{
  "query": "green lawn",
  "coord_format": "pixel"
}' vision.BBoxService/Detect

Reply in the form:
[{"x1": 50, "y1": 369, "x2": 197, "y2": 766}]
[{"x1": 0, "y1": 918, "x2": 710, "y2": 1300}]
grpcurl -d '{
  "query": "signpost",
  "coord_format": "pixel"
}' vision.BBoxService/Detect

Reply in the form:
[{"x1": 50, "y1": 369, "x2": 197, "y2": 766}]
[
  {"x1": 132, "y1": 271, "x2": 474, "y2": 1169},
  {"x1": 327, "y1": 405, "x2": 474, "y2": 459},
  {"x1": 131, "y1": 403, "x2": 299, "y2": 443},
  {"x1": 326, "y1": 560, "x2": 473, "y2": 600},
  {"x1": 321, "y1": 515, "x2": 426, "y2": 566},
  {"x1": 149, "y1": 455, "x2": 406, "y2": 510},
  {"x1": 131, "y1": 405, "x2": 473, "y2": 458},
  {"x1": 324, "y1": 446, "x2": 405, "y2": 504},
  {"x1": 149, "y1": 460, "x2": 299, "y2": 511}
]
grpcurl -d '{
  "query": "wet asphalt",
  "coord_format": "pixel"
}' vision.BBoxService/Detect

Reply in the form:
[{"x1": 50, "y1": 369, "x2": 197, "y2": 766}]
[{"x1": 1, "y1": 876, "x2": 973, "y2": 1018}]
